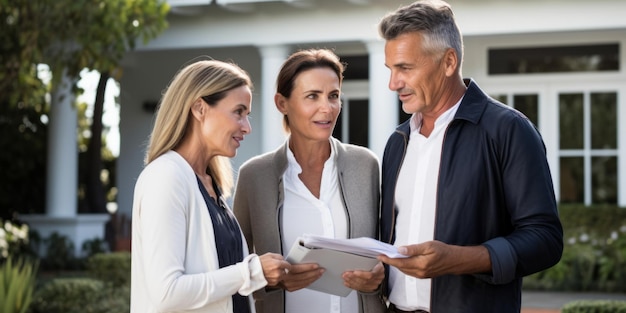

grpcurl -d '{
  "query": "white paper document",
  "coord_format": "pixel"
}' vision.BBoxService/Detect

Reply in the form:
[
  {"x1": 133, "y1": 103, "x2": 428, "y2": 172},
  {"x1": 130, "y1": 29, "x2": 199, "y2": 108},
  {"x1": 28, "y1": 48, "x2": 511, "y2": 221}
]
[
  {"x1": 285, "y1": 240, "x2": 378, "y2": 297},
  {"x1": 300, "y1": 234, "x2": 408, "y2": 258},
  {"x1": 285, "y1": 235, "x2": 407, "y2": 297}
]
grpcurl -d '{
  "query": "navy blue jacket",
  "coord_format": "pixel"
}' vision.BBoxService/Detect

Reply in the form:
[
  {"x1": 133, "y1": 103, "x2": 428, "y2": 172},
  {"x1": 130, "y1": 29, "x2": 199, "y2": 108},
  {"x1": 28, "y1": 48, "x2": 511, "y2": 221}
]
[{"x1": 380, "y1": 79, "x2": 563, "y2": 313}]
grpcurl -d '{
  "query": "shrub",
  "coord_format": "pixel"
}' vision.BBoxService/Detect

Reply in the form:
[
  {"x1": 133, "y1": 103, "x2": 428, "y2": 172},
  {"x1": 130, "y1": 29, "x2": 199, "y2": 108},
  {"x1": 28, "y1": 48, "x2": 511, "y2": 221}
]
[
  {"x1": 524, "y1": 204, "x2": 626, "y2": 292},
  {"x1": 86, "y1": 252, "x2": 130, "y2": 287},
  {"x1": 81, "y1": 237, "x2": 110, "y2": 259},
  {"x1": 0, "y1": 220, "x2": 31, "y2": 261},
  {"x1": 29, "y1": 278, "x2": 103, "y2": 313},
  {"x1": 0, "y1": 258, "x2": 38, "y2": 313},
  {"x1": 562, "y1": 300, "x2": 626, "y2": 313},
  {"x1": 40, "y1": 232, "x2": 80, "y2": 271},
  {"x1": 29, "y1": 277, "x2": 129, "y2": 313}
]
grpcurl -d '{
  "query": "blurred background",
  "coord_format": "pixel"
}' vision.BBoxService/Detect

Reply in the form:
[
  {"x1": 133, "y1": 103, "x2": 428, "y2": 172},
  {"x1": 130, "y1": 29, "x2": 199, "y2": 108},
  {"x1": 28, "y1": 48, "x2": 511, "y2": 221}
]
[{"x1": 1, "y1": 1, "x2": 625, "y2": 312}]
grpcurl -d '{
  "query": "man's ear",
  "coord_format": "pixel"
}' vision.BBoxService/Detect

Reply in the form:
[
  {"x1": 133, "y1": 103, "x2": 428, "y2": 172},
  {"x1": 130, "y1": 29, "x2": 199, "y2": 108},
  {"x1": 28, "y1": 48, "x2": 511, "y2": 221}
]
[
  {"x1": 190, "y1": 98, "x2": 205, "y2": 121},
  {"x1": 443, "y1": 48, "x2": 459, "y2": 77},
  {"x1": 275, "y1": 93, "x2": 288, "y2": 115}
]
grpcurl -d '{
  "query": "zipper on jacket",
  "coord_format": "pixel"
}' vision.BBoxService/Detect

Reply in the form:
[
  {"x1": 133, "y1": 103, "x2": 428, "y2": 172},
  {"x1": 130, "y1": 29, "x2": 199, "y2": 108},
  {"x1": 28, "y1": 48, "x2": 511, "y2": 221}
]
[
  {"x1": 388, "y1": 129, "x2": 409, "y2": 244},
  {"x1": 429, "y1": 118, "x2": 458, "y2": 310},
  {"x1": 337, "y1": 171, "x2": 352, "y2": 237}
]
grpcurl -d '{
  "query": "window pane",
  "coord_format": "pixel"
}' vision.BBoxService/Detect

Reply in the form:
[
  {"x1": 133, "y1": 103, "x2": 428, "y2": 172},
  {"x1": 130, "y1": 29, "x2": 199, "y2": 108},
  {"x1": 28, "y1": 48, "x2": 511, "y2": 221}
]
[
  {"x1": 341, "y1": 55, "x2": 368, "y2": 80},
  {"x1": 333, "y1": 109, "x2": 343, "y2": 142},
  {"x1": 349, "y1": 99, "x2": 369, "y2": 147},
  {"x1": 489, "y1": 43, "x2": 619, "y2": 74},
  {"x1": 513, "y1": 94, "x2": 539, "y2": 127},
  {"x1": 492, "y1": 94, "x2": 508, "y2": 105},
  {"x1": 591, "y1": 92, "x2": 617, "y2": 149},
  {"x1": 560, "y1": 157, "x2": 584, "y2": 203},
  {"x1": 398, "y1": 100, "x2": 411, "y2": 124},
  {"x1": 559, "y1": 93, "x2": 584, "y2": 149},
  {"x1": 592, "y1": 156, "x2": 617, "y2": 204}
]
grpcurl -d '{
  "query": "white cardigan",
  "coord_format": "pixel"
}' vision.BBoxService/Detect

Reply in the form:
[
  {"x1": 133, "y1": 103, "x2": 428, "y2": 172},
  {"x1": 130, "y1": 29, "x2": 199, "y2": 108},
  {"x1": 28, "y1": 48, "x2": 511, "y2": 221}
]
[{"x1": 131, "y1": 151, "x2": 266, "y2": 313}]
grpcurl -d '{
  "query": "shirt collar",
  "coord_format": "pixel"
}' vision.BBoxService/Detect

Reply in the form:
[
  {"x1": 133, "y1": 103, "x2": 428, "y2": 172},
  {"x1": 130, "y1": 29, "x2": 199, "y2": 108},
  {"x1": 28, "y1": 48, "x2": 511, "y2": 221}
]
[
  {"x1": 409, "y1": 96, "x2": 464, "y2": 134},
  {"x1": 286, "y1": 138, "x2": 336, "y2": 175}
]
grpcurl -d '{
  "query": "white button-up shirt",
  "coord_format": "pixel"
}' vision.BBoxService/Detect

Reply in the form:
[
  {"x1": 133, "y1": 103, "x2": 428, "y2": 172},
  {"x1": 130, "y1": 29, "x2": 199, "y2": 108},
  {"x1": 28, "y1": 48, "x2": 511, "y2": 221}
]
[
  {"x1": 281, "y1": 141, "x2": 357, "y2": 313},
  {"x1": 389, "y1": 101, "x2": 460, "y2": 312}
]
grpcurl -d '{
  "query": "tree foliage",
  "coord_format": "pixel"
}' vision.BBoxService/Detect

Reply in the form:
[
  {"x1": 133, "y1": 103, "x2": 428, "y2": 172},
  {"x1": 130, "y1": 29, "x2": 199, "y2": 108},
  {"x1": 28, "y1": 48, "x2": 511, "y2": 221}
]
[
  {"x1": 1, "y1": 0, "x2": 169, "y2": 100},
  {"x1": 0, "y1": 0, "x2": 169, "y2": 219}
]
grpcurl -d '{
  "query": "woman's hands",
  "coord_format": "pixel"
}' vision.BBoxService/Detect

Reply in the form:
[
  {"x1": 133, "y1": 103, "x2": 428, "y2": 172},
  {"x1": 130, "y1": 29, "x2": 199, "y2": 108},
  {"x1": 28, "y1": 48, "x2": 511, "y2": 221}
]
[
  {"x1": 342, "y1": 262, "x2": 384, "y2": 292},
  {"x1": 280, "y1": 263, "x2": 324, "y2": 292},
  {"x1": 261, "y1": 254, "x2": 386, "y2": 294},
  {"x1": 259, "y1": 253, "x2": 291, "y2": 286},
  {"x1": 259, "y1": 253, "x2": 323, "y2": 290}
]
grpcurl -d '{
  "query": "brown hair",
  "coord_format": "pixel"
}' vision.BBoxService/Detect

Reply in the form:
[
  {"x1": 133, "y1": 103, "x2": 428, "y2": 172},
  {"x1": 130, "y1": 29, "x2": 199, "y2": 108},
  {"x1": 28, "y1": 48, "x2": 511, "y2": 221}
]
[{"x1": 276, "y1": 48, "x2": 345, "y2": 132}]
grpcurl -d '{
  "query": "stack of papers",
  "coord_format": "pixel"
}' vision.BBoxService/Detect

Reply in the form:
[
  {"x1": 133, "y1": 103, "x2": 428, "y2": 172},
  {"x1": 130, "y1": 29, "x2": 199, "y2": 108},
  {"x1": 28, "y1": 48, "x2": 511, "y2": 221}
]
[
  {"x1": 300, "y1": 234, "x2": 408, "y2": 258},
  {"x1": 285, "y1": 235, "x2": 407, "y2": 297}
]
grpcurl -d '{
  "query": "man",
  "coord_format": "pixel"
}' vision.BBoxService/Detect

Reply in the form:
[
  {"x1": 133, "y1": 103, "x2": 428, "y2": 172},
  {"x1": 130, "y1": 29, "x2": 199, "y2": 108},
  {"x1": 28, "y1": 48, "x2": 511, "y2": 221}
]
[{"x1": 375, "y1": 1, "x2": 563, "y2": 312}]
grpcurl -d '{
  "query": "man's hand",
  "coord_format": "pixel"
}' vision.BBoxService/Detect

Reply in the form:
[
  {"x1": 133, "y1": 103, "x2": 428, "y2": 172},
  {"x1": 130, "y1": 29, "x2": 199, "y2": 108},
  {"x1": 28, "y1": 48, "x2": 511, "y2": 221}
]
[{"x1": 377, "y1": 241, "x2": 491, "y2": 278}]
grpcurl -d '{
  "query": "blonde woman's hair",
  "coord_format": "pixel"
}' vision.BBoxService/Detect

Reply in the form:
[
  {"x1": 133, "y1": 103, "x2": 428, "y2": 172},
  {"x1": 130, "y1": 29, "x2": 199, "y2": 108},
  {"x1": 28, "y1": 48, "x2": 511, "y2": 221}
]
[{"x1": 145, "y1": 59, "x2": 252, "y2": 197}]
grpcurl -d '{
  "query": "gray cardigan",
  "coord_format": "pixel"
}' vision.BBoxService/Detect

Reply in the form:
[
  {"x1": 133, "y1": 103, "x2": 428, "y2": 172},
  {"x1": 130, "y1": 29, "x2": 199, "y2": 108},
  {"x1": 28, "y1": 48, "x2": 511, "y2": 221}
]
[{"x1": 233, "y1": 137, "x2": 386, "y2": 313}]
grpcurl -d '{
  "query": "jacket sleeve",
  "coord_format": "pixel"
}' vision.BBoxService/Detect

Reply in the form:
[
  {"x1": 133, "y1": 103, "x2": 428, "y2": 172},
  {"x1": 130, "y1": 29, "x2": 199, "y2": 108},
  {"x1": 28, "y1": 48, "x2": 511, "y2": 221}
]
[
  {"x1": 233, "y1": 163, "x2": 254, "y2": 253},
  {"x1": 482, "y1": 115, "x2": 563, "y2": 284},
  {"x1": 134, "y1": 159, "x2": 266, "y2": 312}
]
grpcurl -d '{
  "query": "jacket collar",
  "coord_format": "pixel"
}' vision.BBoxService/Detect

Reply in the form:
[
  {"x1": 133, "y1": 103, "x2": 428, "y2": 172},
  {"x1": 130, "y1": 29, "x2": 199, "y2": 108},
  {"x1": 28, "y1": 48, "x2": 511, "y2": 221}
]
[
  {"x1": 455, "y1": 78, "x2": 489, "y2": 125},
  {"x1": 394, "y1": 78, "x2": 488, "y2": 137}
]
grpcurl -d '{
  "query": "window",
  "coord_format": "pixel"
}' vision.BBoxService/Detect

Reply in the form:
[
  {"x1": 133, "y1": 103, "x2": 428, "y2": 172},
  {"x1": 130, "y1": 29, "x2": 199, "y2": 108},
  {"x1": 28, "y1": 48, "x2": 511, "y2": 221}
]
[
  {"x1": 491, "y1": 93, "x2": 539, "y2": 127},
  {"x1": 489, "y1": 43, "x2": 619, "y2": 75},
  {"x1": 559, "y1": 92, "x2": 618, "y2": 204},
  {"x1": 333, "y1": 99, "x2": 369, "y2": 147}
]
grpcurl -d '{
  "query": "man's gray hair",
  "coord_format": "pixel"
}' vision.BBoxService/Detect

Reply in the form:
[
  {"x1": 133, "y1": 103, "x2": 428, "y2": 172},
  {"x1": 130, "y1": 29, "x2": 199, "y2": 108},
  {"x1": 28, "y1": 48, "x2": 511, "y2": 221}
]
[{"x1": 379, "y1": 0, "x2": 463, "y2": 64}]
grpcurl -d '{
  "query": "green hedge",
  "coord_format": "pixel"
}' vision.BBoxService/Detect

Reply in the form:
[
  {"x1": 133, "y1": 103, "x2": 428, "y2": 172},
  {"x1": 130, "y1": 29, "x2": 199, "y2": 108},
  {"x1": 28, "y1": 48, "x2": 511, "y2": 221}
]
[
  {"x1": 562, "y1": 300, "x2": 626, "y2": 313},
  {"x1": 86, "y1": 252, "x2": 130, "y2": 287},
  {"x1": 524, "y1": 204, "x2": 626, "y2": 292},
  {"x1": 29, "y1": 253, "x2": 130, "y2": 313}
]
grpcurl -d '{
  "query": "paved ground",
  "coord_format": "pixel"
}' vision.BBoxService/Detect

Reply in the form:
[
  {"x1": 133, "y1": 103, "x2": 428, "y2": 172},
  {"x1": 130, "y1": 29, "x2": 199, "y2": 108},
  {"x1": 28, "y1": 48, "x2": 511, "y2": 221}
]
[{"x1": 521, "y1": 291, "x2": 626, "y2": 313}]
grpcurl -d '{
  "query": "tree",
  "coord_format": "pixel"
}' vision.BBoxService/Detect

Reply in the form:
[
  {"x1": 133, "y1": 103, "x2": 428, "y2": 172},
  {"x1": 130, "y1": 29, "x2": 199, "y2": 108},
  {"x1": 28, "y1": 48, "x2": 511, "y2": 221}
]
[
  {"x1": 80, "y1": 0, "x2": 169, "y2": 213},
  {"x1": 0, "y1": 0, "x2": 169, "y2": 218}
]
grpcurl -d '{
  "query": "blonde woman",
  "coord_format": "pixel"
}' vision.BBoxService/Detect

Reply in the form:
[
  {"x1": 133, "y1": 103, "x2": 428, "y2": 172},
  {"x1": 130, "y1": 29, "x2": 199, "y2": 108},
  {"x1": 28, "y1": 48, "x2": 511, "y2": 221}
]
[{"x1": 131, "y1": 59, "x2": 291, "y2": 313}]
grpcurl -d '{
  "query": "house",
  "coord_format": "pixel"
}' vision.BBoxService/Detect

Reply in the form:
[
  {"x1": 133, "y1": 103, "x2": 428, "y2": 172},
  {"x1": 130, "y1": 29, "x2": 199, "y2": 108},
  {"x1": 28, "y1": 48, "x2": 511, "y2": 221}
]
[{"x1": 27, "y1": 0, "x2": 626, "y2": 252}]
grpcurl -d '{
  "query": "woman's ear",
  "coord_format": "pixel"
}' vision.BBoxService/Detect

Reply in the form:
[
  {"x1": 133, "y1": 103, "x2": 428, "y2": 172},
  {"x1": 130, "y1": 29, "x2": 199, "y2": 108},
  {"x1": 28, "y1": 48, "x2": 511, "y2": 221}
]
[
  {"x1": 190, "y1": 98, "x2": 205, "y2": 121},
  {"x1": 275, "y1": 93, "x2": 288, "y2": 115}
]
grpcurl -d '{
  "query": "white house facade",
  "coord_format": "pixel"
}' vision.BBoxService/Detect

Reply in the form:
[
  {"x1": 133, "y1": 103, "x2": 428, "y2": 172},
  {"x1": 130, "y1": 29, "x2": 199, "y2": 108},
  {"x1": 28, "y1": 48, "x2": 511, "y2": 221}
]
[
  {"x1": 29, "y1": 0, "x2": 626, "y2": 251},
  {"x1": 117, "y1": 0, "x2": 626, "y2": 216}
]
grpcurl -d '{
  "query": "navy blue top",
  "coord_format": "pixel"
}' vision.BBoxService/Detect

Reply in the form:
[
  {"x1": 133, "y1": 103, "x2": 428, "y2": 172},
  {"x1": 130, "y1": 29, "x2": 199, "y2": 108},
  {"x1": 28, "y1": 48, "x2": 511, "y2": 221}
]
[
  {"x1": 196, "y1": 176, "x2": 250, "y2": 313},
  {"x1": 380, "y1": 79, "x2": 562, "y2": 312}
]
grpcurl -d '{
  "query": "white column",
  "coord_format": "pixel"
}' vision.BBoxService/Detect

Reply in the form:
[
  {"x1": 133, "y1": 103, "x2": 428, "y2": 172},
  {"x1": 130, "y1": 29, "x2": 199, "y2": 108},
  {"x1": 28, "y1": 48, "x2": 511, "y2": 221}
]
[
  {"x1": 22, "y1": 68, "x2": 109, "y2": 257},
  {"x1": 259, "y1": 45, "x2": 290, "y2": 153},
  {"x1": 619, "y1": 84, "x2": 626, "y2": 207},
  {"x1": 366, "y1": 40, "x2": 397, "y2": 159},
  {"x1": 46, "y1": 69, "x2": 78, "y2": 218},
  {"x1": 540, "y1": 88, "x2": 560, "y2": 202}
]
